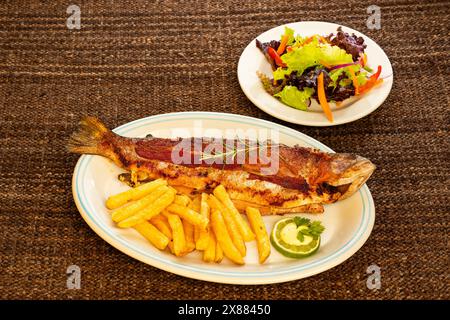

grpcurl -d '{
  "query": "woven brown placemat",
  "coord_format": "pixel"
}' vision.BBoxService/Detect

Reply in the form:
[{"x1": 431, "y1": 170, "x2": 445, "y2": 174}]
[{"x1": 0, "y1": 0, "x2": 448, "y2": 300}]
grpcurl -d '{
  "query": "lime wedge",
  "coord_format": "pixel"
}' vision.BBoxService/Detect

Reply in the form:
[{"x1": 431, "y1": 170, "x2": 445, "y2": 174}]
[{"x1": 270, "y1": 218, "x2": 321, "y2": 258}]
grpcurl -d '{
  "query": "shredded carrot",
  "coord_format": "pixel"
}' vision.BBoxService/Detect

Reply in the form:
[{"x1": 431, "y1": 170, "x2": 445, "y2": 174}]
[
  {"x1": 286, "y1": 46, "x2": 293, "y2": 52},
  {"x1": 304, "y1": 35, "x2": 316, "y2": 45},
  {"x1": 277, "y1": 34, "x2": 289, "y2": 55},
  {"x1": 319, "y1": 36, "x2": 328, "y2": 44},
  {"x1": 317, "y1": 72, "x2": 333, "y2": 123},
  {"x1": 320, "y1": 60, "x2": 332, "y2": 69},
  {"x1": 348, "y1": 68, "x2": 359, "y2": 95},
  {"x1": 360, "y1": 78, "x2": 383, "y2": 94},
  {"x1": 359, "y1": 65, "x2": 382, "y2": 94}
]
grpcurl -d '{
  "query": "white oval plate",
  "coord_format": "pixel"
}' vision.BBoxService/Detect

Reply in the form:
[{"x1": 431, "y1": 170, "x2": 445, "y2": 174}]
[
  {"x1": 237, "y1": 21, "x2": 393, "y2": 126},
  {"x1": 72, "y1": 112, "x2": 375, "y2": 284}
]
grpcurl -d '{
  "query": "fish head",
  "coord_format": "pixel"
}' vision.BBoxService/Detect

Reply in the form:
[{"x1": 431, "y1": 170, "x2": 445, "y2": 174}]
[{"x1": 326, "y1": 153, "x2": 376, "y2": 200}]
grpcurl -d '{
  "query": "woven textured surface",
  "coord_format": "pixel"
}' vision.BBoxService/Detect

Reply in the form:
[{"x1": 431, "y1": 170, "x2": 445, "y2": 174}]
[{"x1": 0, "y1": 0, "x2": 449, "y2": 300}]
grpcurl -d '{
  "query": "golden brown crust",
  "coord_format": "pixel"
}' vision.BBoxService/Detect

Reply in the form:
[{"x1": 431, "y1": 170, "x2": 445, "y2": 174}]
[
  {"x1": 231, "y1": 199, "x2": 324, "y2": 215},
  {"x1": 69, "y1": 117, "x2": 375, "y2": 213}
]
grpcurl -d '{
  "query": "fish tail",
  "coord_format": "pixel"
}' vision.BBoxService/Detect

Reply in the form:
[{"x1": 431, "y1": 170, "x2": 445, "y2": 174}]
[{"x1": 67, "y1": 116, "x2": 111, "y2": 155}]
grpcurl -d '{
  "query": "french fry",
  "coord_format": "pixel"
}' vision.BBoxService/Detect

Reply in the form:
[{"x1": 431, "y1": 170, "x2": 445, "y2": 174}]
[
  {"x1": 182, "y1": 219, "x2": 196, "y2": 253},
  {"x1": 106, "y1": 179, "x2": 167, "y2": 209},
  {"x1": 166, "y1": 203, "x2": 208, "y2": 229},
  {"x1": 208, "y1": 195, "x2": 246, "y2": 256},
  {"x1": 210, "y1": 209, "x2": 244, "y2": 265},
  {"x1": 202, "y1": 231, "x2": 216, "y2": 263},
  {"x1": 168, "y1": 241, "x2": 175, "y2": 254},
  {"x1": 246, "y1": 207, "x2": 270, "y2": 264},
  {"x1": 134, "y1": 221, "x2": 169, "y2": 250},
  {"x1": 213, "y1": 185, "x2": 255, "y2": 241},
  {"x1": 165, "y1": 211, "x2": 186, "y2": 256},
  {"x1": 150, "y1": 215, "x2": 172, "y2": 240},
  {"x1": 190, "y1": 196, "x2": 202, "y2": 242},
  {"x1": 117, "y1": 189, "x2": 176, "y2": 228},
  {"x1": 195, "y1": 193, "x2": 210, "y2": 250},
  {"x1": 215, "y1": 241, "x2": 224, "y2": 263},
  {"x1": 111, "y1": 185, "x2": 169, "y2": 222},
  {"x1": 174, "y1": 194, "x2": 191, "y2": 207}
]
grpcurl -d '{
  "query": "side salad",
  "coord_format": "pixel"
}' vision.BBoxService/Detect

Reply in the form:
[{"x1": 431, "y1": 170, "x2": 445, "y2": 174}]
[{"x1": 256, "y1": 26, "x2": 383, "y2": 122}]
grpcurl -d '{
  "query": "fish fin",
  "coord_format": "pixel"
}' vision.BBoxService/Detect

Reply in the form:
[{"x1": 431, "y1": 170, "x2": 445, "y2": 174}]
[{"x1": 67, "y1": 116, "x2": 110, "y2": 154}]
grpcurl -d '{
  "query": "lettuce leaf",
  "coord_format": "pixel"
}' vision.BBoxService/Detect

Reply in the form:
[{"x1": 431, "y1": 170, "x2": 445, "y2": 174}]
[
  {"x1": 273, "y1": 86, "x2": 315, "y2": 110},
  {"x1": 280, "y1": 41, "x2": 322, "y2": 75},
  {"x1": 328, "y1": 65, "x2": 369, "y2": 89},
  {"x1": 320, "y1": 45, "x2": 353, "y2": 65},
  {"x1": 329, "y1": 68, "x2": 345, "y2": 84},
  {"x1": 280, "y1": 41, "x2": 353, "y2": 77},
  {"x1": 281, "y1": 27, "x2": 295, "y2": 45},
  {"x1": 273, "y1": 67, "x2": 291, "y2": 81},
  {"x1": 294, "y1": 35, "x2": 309, "y2": 46},
  {"x1": 339, "y1": 78, "x2": 352, "y2": 87},
  {"x1": 344, "y1": 65, "x2": 368, "y2": 86},
  {"x1": 356, "y1": 72, "x2": 368, "y2": 86}
]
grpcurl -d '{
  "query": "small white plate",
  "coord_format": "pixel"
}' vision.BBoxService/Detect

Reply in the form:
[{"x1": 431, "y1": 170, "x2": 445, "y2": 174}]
[
  {"x1": 72, "y1": 112, "x2": 375, "y2": 284},
  {"x1": 237, "y1": 21, "x2": 393, "y2": 126}
]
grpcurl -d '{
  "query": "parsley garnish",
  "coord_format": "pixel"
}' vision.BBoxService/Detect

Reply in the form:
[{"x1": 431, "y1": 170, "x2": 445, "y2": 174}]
[
  {"x1": 293, "y1": 217, "x2": 310, "y2": 227},
  {"x1": 294, "y1": 217, "x2": 325, "y2": 242},
  {"x1": 309, "y1": 221, "x2": 325, "y2": 238}
]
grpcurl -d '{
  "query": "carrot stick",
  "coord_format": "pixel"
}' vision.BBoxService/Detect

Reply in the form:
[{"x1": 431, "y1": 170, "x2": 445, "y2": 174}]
[
  {"x1": 317, "y1": 72, "x2": 333, "y2": 123},
  {"x1": 277, "y1": 34, "x2": 289, "y2": 55},
  {"x1": 304, "y1": 36, "x2": 314, "y2": 45},
  {"x1": 320, "y1": 60, "x2": 332, "y2": 69},
  {"x1": 348, "y1": 68, "x2": 359, "y2": 95},
  {"x1": 359, "y1": 65, "x2": 382, "y2": 94}
]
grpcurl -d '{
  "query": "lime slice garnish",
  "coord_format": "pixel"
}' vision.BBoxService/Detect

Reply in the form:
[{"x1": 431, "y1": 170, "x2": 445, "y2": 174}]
[{"x1": 271, "y1": 218, "x2": 321, "y2": 259}]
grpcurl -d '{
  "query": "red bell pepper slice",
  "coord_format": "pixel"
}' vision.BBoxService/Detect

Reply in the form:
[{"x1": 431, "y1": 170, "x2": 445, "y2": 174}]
[
  {"x1": 268, "y1": 47, "x2": 286, "y2": 67},
  {"x1": 359, "y1": 65, "x2": 382, "y2": 94}
]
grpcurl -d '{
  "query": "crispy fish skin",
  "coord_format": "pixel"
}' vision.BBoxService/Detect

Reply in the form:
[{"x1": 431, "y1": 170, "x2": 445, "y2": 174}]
[{"x1": 68, "y1": 117, "x2": 376, "y2": 214}]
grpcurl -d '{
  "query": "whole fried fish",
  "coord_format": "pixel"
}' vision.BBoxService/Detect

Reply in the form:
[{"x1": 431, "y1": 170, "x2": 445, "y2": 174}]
[{"x1": 68, "y1": 117, "x2": 375, "y2": 215}]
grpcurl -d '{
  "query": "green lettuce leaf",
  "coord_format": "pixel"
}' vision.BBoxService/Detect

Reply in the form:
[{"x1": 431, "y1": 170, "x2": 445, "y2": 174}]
[
  {"x1": 294, "y1": 35, "x2": 309, "y2": 46},
  {"x1": 281, "y1": 27, "x2": 295, "y2": 45},
  {"x1": 320, "y1": 45, "x2": 353, "y2": 65},
  {"x1": 344, "y1": 65, "x2": 368, "y2": 86},
  {"x1": 356, "y1": 70, "x2": 368, "y2": 86},
  {"x1": 280, "y1": 41, "x2": 322, "y2": 75},
  {"x1": 274, "y1": 86, "x2": 315, "y2": 110},
  {"x1": 273, "y1": 67, "x2": 291, "y2": 81},
  {"x1": 363, "y1": 65, "x2": 374, "y2": 73},
  {"x1": 280, "y1": 41, "x2": 353, "y2": 76},
  {"x1": 339, "y1": 78, "x2": 352, "y2": 87},
  {"x1": 329, "y1": 68, "x2": 345, "y2": 88}
]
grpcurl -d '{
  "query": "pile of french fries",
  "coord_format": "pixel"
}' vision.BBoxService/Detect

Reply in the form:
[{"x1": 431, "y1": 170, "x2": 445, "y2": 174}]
[{"x1": 105, "y1": 179, "x2": 270, "y2": 264}]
